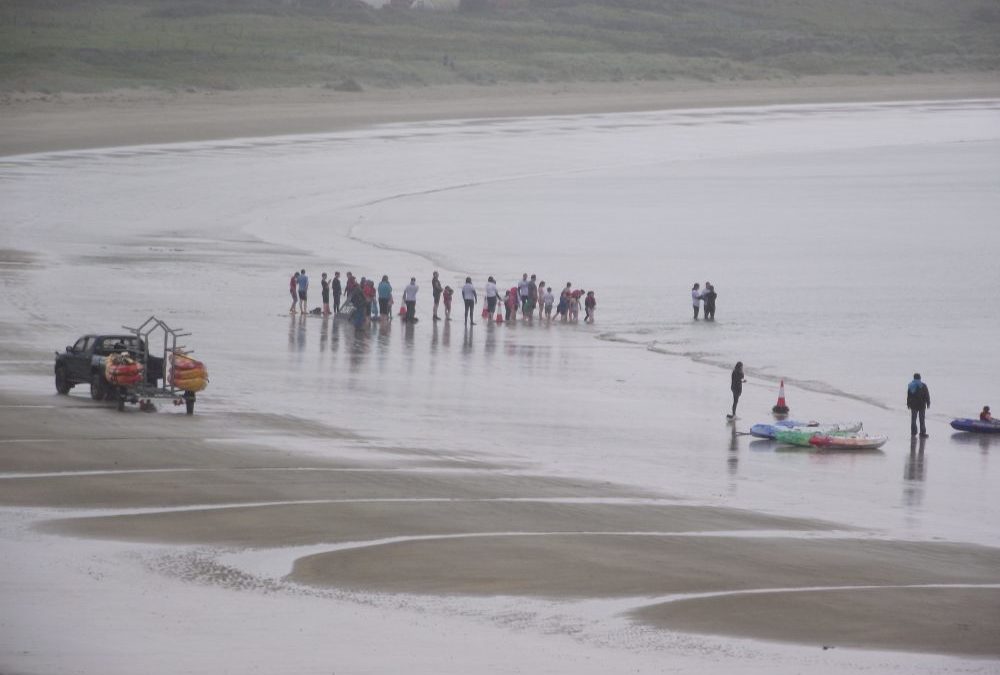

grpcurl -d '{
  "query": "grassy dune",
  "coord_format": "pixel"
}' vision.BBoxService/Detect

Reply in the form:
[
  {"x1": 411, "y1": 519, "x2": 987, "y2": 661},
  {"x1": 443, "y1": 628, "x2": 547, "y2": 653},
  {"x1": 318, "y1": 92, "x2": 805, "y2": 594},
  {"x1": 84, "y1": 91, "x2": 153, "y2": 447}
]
[{"x1": 1, "y1": 0, "x2": 998, "y2": 93}]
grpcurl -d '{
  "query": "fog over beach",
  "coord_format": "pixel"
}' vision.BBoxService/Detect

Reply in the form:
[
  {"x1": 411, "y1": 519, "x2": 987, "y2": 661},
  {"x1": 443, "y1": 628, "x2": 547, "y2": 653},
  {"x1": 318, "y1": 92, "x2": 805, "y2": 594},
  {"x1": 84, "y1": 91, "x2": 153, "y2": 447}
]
[{"x1": 2, "y1": 6, "x2": 1000, "y2": 669}]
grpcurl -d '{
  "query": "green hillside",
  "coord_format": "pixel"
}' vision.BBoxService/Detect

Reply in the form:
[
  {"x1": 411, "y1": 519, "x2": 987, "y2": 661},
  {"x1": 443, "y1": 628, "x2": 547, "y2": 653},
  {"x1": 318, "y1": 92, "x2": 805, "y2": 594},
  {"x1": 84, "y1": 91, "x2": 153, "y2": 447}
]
[{"x1": 2, "y1": 0, "x2": 998, "y2": 92}]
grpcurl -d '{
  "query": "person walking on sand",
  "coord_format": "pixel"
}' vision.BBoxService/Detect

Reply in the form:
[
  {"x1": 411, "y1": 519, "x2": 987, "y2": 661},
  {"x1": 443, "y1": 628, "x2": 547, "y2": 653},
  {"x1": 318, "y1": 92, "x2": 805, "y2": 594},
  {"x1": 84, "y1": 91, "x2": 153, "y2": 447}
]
[
  {"x1": 462, "y1": 277, "x2": 477, "y2": 325},
  {"x1": 377, "y1": 275, "x2": 393, "y2": 318},
  {"x1": 702, "y1": 282, "x2": 717, "y2": 320},
  {"x1": 691, "y1": 282, "x2": 702, "y2": 320},
  {"x1": 727, "y1": 361, "x2": 746, "y2": 419},
  {"x1": 907, "y1": 373, "x2": 931, "y2": 437},
  {"x1": 289, "y1": 271, "x2": 300, "y2": 314},
  {"x1": 321, "y1": 273, "x2": 331, "y2": 316},
  {"x1": 297, "y1": 269, "x2": 309, "y2": 314},
  {"x1": 432, "y1": 271, "x2": 443, "y2": 321},
  {"x1": 331, "y1": 271, "x2": 342, "y2": 312},
  {"x1": 402, "y1": 277, "x2": 419, "y2": 323}
]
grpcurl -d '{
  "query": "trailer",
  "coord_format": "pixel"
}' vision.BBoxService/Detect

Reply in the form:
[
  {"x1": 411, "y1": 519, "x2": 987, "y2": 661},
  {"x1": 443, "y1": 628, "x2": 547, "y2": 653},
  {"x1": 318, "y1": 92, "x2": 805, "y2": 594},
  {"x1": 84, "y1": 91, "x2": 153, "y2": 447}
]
[{"x1": 108, "y1": 316, "x2": 205, "y2": 415}]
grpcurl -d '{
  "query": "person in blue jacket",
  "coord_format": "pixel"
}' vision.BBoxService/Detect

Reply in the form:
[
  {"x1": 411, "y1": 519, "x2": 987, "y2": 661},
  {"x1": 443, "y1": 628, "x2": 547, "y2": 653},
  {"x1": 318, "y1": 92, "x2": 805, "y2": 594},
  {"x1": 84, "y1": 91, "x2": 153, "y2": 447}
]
[{"x1": 906, "y1": 373, "x2": 930, "y2": 437}]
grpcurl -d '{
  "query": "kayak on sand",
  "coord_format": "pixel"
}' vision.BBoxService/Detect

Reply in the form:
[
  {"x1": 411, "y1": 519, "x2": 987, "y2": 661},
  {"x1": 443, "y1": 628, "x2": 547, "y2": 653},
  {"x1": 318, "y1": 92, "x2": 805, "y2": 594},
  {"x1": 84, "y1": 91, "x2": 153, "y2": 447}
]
[
  {"x1": 809, "y1": 433, "x2": 888, "y2": 450},
  {"x1": 752, "y1": 420, "x2": 863, "y2": 440},
  {"x1": 950, "y1": 418, "x2": 1000, "y2": 434}
]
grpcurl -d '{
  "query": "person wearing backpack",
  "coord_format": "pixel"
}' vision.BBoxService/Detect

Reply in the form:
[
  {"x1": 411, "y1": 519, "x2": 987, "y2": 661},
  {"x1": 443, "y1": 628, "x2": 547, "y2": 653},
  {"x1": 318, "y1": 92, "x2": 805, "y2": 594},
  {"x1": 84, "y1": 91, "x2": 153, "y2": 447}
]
[{"x1": 906, "y1": 373, "x2": 931, "y2": 437}]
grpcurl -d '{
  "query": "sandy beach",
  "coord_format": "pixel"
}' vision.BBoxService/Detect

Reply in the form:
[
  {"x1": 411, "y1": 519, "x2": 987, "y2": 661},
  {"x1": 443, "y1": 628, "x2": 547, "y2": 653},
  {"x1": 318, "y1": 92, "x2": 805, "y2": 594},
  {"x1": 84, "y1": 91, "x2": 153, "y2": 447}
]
[
  {"x1": 3, "y1": 73, "x2": 999, "y2": 156},
  {"x1": 3, "y1": 75, "x2": 1000, "y2": 673},
  {"x1": 4, "y1": 390, "x2": 1000, "y2": 667}
]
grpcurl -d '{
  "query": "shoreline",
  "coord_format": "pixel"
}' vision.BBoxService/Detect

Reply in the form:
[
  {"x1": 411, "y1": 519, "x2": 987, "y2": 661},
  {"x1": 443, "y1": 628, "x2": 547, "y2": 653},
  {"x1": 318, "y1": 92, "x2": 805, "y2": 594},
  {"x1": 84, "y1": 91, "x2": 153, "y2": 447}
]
[{"x1": 2, "y1": 73, "x2": 999, "y2": 156}]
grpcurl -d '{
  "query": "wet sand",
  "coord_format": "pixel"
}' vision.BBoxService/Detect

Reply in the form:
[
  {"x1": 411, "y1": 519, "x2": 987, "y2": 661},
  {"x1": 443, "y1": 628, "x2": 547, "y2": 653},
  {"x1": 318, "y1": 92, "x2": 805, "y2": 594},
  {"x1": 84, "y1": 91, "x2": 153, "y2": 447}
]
[
  {"x1": 3, "y1": 75, "x2": 1000, "y2": 670},
  {"x1": 3, "y1": 73, "x2": 999, "y2": 156},
  {"x1": 3, "y1": 391, "x2": 1000, "y2": 659}
]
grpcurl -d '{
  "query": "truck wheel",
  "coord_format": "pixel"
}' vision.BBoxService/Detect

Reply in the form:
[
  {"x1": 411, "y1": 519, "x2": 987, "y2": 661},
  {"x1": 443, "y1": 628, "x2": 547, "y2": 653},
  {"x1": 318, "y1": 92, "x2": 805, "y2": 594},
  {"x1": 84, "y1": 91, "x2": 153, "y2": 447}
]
[
  {"x1": 55, "y1": 367, "x2": 71, "y2": 395},
  {"x1": 90, "y1": 374, "x2": 107, "y2": 401}
]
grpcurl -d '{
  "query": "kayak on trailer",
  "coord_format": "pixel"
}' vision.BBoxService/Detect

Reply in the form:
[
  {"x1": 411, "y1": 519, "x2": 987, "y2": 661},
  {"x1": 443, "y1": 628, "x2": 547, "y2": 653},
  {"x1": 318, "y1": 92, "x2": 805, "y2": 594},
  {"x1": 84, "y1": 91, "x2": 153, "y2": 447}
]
[
  {"x1": 752, "y1": 421, "x2": 863, "y2": 440},
  {"x1": 950, "y1": 418, "x2": 1000, "y2": 434},
  {"x1": 809, "y1": 433, "x2": 888, "y2": 450}
]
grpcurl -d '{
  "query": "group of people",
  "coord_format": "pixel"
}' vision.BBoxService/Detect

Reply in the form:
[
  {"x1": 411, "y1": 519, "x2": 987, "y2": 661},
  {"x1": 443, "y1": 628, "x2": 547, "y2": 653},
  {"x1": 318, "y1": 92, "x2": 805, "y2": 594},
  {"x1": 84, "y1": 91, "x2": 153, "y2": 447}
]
[
  {"x1": 691, "y1": 282, "x2": 718, "y2": 320},
  {"x1": 289, "y1": 269, "x2": 597, "y2": 327}
]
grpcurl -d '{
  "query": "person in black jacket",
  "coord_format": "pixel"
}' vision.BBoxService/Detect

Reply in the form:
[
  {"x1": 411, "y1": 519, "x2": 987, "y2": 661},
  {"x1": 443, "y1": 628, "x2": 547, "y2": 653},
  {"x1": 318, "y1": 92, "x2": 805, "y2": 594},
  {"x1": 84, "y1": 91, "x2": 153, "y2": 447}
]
[
  {"x1": 702, "y1": 282, "x2": 717, "y2": 320},
  {"x1": 906, "y1": 372, "x2": 931, "y2": 437},
  {"x1": 331, "y1": 272, "x2": 342, "y2": 312},
  {"x1": 727, "y1": 361, "x2": 746, "y2": 419}
]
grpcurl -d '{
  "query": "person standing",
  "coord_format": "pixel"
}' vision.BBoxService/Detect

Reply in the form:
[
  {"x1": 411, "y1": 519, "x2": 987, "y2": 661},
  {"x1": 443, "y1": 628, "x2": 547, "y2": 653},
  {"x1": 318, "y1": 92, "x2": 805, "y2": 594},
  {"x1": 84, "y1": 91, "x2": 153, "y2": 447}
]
[
  {"x1": 584, "y1": 291, "x2": 596, "y2": 323},
  {"x1": 377, "y1": 275, "x2": 393, "y2": 317},
  {"x1": 536, "y1": 281, "x2": 547, "y2": 320},
  {"x1": 403, "y1": 277, "x2": 419, "y2": 323},
  {"x1": 344, "y1": 272, "x2": 358, "y2": 299},
  {"x1": 297, "y1": 269, "x2": 309, "y2": 314},
  {"x1": 289, "y1": 271, "x2": 300, "y2": 314},
  {"x1": 321, "y1": 273, "x2": 331, "y2": 316},
  {"x1": 906, "y1": 373, "x2": 931, "y2": 437},
  {"x1": 525, "y1": 274, "x2": 538, "y2": 321},
  {"x1": 432, "y1": 271, "x2": 443, "y2": 321},
  {"x1": 702, "y1": 282, "x2": 717, "y2": 320},
  {"x1": 485, "y1": 276, "x2": 500, "y2": 318},
  {"x1": 691, "y1": 282, "x2": 702, "y2": 320},
  {"x1": 518, "y1": 273, "x2": 530, "y2": 313},
  {"x1": 443, "y1": 285, "x2": 454, "y2": 321},
  {"x1": 543, "y1": 285, "x2": 555, "y2": 320},
  {"x1": 462, "y1": 277, "x2": 477, "y2": 325},
  {"x1": 331, "y1": 271, "x2": 342, "y2": 312},
  {"x1": 727, "y1": 361, "x2": 746, "y2": 419}
]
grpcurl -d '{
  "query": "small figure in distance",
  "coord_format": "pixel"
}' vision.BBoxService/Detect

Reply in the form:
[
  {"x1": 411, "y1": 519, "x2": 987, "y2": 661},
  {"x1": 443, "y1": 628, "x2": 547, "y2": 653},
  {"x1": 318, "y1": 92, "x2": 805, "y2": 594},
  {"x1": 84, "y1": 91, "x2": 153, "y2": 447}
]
[
  {"x1": 332, "y1": 271, "x2": 342, "y2": 312},
  {"x1": 442, "y1": 285, "x2": 454, "y2": 322},
  {"x1": 378, "y1": 275, "x2": 393, "y2": 318},
  {"x1": 906, "y1": 372, "x2": 931, "y2": 437},
  {"x1": 432, "y1": 271, "x2": 443, "y2": 321},
  {"x1": 727, "y1": 361, "x2": 746, "y2": 420},
  {"x1": 462, "y1": 276, "x2": 477, "y2": 326},
  {"x1": 403, "y1": 277, "x2": 419, "y2": 323},
  {"x1": 289, "y1": 271, "x2": 300, "y2": 314},
  {"x1": 702, "y1": 282, "x2": 717, "y2": 320},
  {"x1": 297, "y1": 269, "x2": 309, "y2": 315},
  {"x1": 980, "y1": 405, "x2": 993, "y2": 422},
  {"x1": 691, "y1": 282, "x2": 702, "y2": 320},
  {"x1": 321, "y1": 272, "x2": 331, "y2": 316},
  {"x1": 543, "y1": 285, "x2": 555, "y2": 320},
  {"x1": 584, "y1": 290, "x2": 596, "y2": 323}
]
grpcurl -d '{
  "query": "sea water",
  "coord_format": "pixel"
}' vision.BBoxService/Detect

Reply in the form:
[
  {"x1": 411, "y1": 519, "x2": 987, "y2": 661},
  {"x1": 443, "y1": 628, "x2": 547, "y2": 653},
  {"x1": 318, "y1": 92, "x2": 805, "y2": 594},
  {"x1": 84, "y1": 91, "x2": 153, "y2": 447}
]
[{"x1": 2, "y1": 98, "x2": 999, "y2": 546}]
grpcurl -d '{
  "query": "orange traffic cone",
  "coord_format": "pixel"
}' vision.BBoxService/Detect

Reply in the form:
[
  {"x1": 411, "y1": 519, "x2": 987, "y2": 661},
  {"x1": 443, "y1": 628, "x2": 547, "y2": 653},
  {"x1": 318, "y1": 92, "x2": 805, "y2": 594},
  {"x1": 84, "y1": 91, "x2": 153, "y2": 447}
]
[{"x1": 772, "y1": 379, "x2": 789, "y2": 416}]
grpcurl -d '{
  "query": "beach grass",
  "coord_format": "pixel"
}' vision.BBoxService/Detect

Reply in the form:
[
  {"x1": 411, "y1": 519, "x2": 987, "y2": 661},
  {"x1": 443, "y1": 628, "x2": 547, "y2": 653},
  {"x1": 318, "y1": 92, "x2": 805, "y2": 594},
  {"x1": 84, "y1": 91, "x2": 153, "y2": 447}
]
[{"x1": 1, "y1": 0, "x2": 998, "y2": 93}]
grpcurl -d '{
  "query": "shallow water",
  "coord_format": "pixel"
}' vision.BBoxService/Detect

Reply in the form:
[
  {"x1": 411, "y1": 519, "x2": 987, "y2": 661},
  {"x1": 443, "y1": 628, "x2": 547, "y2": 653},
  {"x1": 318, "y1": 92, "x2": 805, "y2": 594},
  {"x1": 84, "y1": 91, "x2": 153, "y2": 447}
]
[{"x1": 2, "y1": 99, "x2": 1000, "y2": 550}]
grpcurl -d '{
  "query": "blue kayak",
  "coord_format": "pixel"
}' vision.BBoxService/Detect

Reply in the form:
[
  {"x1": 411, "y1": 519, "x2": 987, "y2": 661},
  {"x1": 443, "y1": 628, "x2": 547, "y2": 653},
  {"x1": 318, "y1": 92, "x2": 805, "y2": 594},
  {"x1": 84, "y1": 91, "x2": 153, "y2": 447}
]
[{"x1": 950, "y1": 418, "x2": 1000, "y2": 434}]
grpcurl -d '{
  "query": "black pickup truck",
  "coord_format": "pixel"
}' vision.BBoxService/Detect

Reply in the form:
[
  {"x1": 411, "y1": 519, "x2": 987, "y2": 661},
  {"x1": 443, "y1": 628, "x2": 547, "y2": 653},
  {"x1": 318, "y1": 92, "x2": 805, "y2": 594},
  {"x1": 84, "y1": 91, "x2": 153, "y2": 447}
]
[{"x1": 54, "y1": 334, "x2": 164, "y2": 401}]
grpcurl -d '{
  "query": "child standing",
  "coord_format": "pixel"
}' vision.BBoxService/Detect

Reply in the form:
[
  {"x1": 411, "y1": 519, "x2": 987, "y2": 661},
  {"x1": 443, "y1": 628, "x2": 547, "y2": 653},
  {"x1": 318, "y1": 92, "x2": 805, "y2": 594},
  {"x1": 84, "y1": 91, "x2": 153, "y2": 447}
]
[
  {"x1": 543, "y1": 286, "x2": 555, "y2": 320},
  {"x1": 584, "y1": 290, "x2": 596, "y2": 323},
  {"x1": 443, "y1": 285, "x2": 454, "y2": 321}
]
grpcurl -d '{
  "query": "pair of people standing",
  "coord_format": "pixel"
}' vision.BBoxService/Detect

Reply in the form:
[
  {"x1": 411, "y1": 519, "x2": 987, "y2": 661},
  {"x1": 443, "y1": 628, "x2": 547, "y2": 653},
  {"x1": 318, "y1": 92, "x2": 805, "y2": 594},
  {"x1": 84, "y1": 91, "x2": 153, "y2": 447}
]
[
  {"x1": 691, "y1": 282, "x2": 717, "y2": 320},
  {"x1": 288, "y1": 269, "x2": 309, "y2": 314}
]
